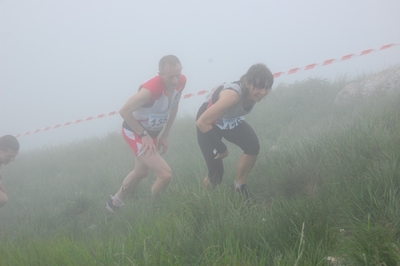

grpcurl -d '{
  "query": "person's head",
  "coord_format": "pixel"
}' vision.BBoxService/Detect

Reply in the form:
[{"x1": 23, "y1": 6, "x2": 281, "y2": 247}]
[
  {"x1": 158, "y1": 55, "x2": 182, "y2": 90},
  {"x1": 0, "y1": 135, "x2": 19, "y2": 165},
  {"x1": 240, "y1": 63, "x2": 274, "y2": 102}
]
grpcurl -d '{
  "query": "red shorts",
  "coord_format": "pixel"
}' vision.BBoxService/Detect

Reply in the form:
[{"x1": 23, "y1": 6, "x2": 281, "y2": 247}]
[{"x1": 122, "y1": 127, "x2": 158, "y2": 157}]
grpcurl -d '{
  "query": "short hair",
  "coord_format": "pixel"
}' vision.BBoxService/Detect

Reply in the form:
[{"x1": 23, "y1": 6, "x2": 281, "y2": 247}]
[
  {"x1": 240, "y1": 63, "x2": 274, "y2": 89},
  {"x1": 158, "y1": 55, "x2": 181, "y2": 73},
  {"x1": 0, "y1": 135, "x2": 20, "y2": 152}
]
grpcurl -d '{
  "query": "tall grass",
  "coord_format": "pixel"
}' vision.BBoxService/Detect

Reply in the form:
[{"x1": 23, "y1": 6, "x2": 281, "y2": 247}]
[{"x1": 1, "y1": 71, "x2": 400, "y2": 265}]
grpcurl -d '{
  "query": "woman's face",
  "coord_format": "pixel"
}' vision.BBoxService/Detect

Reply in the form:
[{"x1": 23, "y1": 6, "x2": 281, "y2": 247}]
[
  {"x1": 0, "y1": 149, "x2": 18, "y2": 165},
  {"x1": 248, "y1": 82, "x2": 271, "y2": 102}
]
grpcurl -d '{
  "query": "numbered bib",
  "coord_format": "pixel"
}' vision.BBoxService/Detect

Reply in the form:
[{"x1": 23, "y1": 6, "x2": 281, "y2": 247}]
[
  {"x1": 216, "y1": 116, "x2": 244, "y2": 130},
  {"x1": 147, "y1": 113, "x2": 170, "y2": 131}
]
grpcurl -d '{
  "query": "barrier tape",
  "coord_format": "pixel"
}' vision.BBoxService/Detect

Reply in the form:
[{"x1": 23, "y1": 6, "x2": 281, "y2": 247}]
[
  {"x1": 14, "y1": 111, "x2": 120, "y2": 138},
  {"x1": 8, "y1": 43, "x2": 400, "y2": 138},
  {"x1": 271, "y1": 43, "x2": 398, "y2": 78}
]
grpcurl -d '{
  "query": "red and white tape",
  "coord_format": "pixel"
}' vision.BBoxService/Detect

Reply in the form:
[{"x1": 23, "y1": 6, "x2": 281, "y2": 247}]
[
  {"x1": 181, "y1": 43, "x2": 399, "y2": 99},
  {"x1": 14, "y1": 111, "x2": 119, "y2": 138},
  {"x1": 272, "y1": 43, "x2": 398, "y2": 78},
  {"x1": 9, "y1": 43, "x2": 400, "y2": 138}
]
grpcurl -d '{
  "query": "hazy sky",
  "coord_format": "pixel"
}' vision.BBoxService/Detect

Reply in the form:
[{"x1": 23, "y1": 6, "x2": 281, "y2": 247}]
[{"x1": 1, "y1": 0, "x2": 400, "y2": 151}]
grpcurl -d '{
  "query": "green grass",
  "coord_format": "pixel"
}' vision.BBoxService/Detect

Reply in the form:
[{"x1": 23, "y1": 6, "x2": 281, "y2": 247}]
[{"x1": 1, "y1": 70, "x2": 400, "y2": 265}]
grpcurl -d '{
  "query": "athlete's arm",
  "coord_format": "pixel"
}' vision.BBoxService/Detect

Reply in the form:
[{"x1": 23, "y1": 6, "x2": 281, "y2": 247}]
[
  {"x1": 196, "y1": 89, "x2": 240, "y2": 133},
  {"x1": 162, "y1": 101, "x2": 179, "y2": 138},
  {"x1": 119, "y1": 88, "x2": 152, "y2": 135},
  {"x1": 158, "y1": 102, "x2": 179, "y2": 154}
]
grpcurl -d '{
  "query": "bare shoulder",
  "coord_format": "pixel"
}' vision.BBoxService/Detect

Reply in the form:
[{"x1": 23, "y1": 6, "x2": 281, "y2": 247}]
[
  {"x1": 218, "y1": 88, "x2": 240, "y2": 104},
  {"x1": 124, "y1": 88, "x2": 152, "y2": 107}
]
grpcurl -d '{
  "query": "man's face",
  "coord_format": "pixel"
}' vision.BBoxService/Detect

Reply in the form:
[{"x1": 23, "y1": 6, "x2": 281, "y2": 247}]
[
  {"x1": 159, "y1": 63, "x2": 182, "y2": 90},
  {"x1": 0, "y1": 149, "x2": 18, "y2": 165}
]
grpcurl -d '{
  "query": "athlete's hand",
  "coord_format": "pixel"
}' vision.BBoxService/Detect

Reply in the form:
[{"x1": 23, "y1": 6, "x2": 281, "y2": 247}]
[
  {"x1": 158, "y1": 136, "x2": 169, "y2": 155},
  {"x1": 139, "y1": 135, "x2": 157, "y2": 156},
  {"x1": 214, "y1": 149, "x2": 229, "y2": 159}
]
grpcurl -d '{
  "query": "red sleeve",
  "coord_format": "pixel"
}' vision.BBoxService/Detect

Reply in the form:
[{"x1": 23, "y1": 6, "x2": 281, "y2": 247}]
[
  {"x1": 140, "y1": 74, "x2": 187, "y2": 99},
  {"x1": 140, "y1": 76, "x2": 163, "y2": 101}
]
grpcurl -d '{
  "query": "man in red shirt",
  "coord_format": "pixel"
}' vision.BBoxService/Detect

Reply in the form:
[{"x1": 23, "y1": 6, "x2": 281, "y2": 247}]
[{"x1": 107, "y1": 55, "x2": 186, "y2": 212}]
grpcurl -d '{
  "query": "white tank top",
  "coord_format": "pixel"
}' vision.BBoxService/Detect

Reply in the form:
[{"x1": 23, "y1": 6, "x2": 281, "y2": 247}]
[{"x1": 208, "y1": 82, "x2": 254, "y2": 130}]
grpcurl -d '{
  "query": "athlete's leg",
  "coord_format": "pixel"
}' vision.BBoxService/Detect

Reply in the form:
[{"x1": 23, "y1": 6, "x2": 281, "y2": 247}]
[
  {"x1": 196, "y1": 103, "x2": 224, "y2": 186},
  {"x1": 138, "y1": 152, "x2": 172, "y2": 200},
  {"x1": 108, "y1": 127, "x2": 152, "y2": 209},
  {"x1": 235, "y1": 153, "x2": 258, "y2": 184},
  {"x1": 223, "y1": 121, "x2": 260, "y2": 185},
  {"x1": 114, "y1": 156, "x2": 149, "y2": 201},
  {"x1": 197, "y1": 132, "x2": 224, "y2": 185}
]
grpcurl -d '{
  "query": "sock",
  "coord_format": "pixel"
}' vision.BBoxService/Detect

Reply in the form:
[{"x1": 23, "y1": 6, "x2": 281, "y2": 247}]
[
  {"x1": 112, "y1": 194, "x2": 124, "y2": 207},
  {"x1": 234, "y1": 181, "x2": 244, "y2": 190}
]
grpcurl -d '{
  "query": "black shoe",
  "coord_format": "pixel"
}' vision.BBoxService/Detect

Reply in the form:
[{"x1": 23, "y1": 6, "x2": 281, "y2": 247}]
[{"x1": 106, "y1": 197, "x2": 121, "y2": 213}]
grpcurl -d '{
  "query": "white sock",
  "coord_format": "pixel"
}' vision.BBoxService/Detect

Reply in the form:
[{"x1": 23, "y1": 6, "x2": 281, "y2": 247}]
[
  {"x1": 234, "y1": 181, "x2": 243, "y2": 189},
  {"x1": 112, "y1": 195, "x2": 124, "y2": 207}
]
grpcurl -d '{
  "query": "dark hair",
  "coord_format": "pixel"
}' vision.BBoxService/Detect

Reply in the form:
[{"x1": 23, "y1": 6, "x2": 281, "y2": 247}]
[
  {"x1": 158, "y1": 55, "x2": 181, "y2": 73},
  {"x1": 0, "y1": 135, "x2": 19, "y2": 152},
  {"x1": 240, "y1": 63, "x2": 274, "y2": 89}
]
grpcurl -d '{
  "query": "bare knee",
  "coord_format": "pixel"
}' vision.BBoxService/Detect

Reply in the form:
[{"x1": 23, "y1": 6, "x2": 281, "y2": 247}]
[
  {"x1": 0, "y1": 192, "x2": 9, "y2": 208},
  {"x1": 159, "y1": 168, "x2": 172, "y2": 183}
]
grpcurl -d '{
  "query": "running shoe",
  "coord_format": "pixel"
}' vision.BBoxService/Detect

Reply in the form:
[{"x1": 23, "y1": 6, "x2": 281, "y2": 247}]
[{"x1": 106, "y1": 197, "x2": 121, "y2": 213}]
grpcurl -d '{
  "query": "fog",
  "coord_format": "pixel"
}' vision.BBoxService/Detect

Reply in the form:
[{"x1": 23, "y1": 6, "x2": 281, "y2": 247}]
[{"x1": 1, "y1": 0, "x2": 399, "y2": 151}]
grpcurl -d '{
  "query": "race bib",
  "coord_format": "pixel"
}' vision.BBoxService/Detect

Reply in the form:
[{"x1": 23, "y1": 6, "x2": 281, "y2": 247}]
[
  {"x1": 216, "y1": 116, "x2": 244, "y2": 130},
  {"x1": 147, "y1": 113, "x2": 170, "y2": 131}
]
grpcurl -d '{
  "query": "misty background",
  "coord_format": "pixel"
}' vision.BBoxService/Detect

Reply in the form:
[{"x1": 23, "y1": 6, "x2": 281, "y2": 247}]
[{"x1": 1, "y1": 0, "x2": 399, "y2": 151}]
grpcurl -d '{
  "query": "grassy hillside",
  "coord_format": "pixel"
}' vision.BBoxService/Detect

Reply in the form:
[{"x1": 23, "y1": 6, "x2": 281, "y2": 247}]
[{"x1": 1, "y1": 72, "x2": 400, "y2": 265}]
